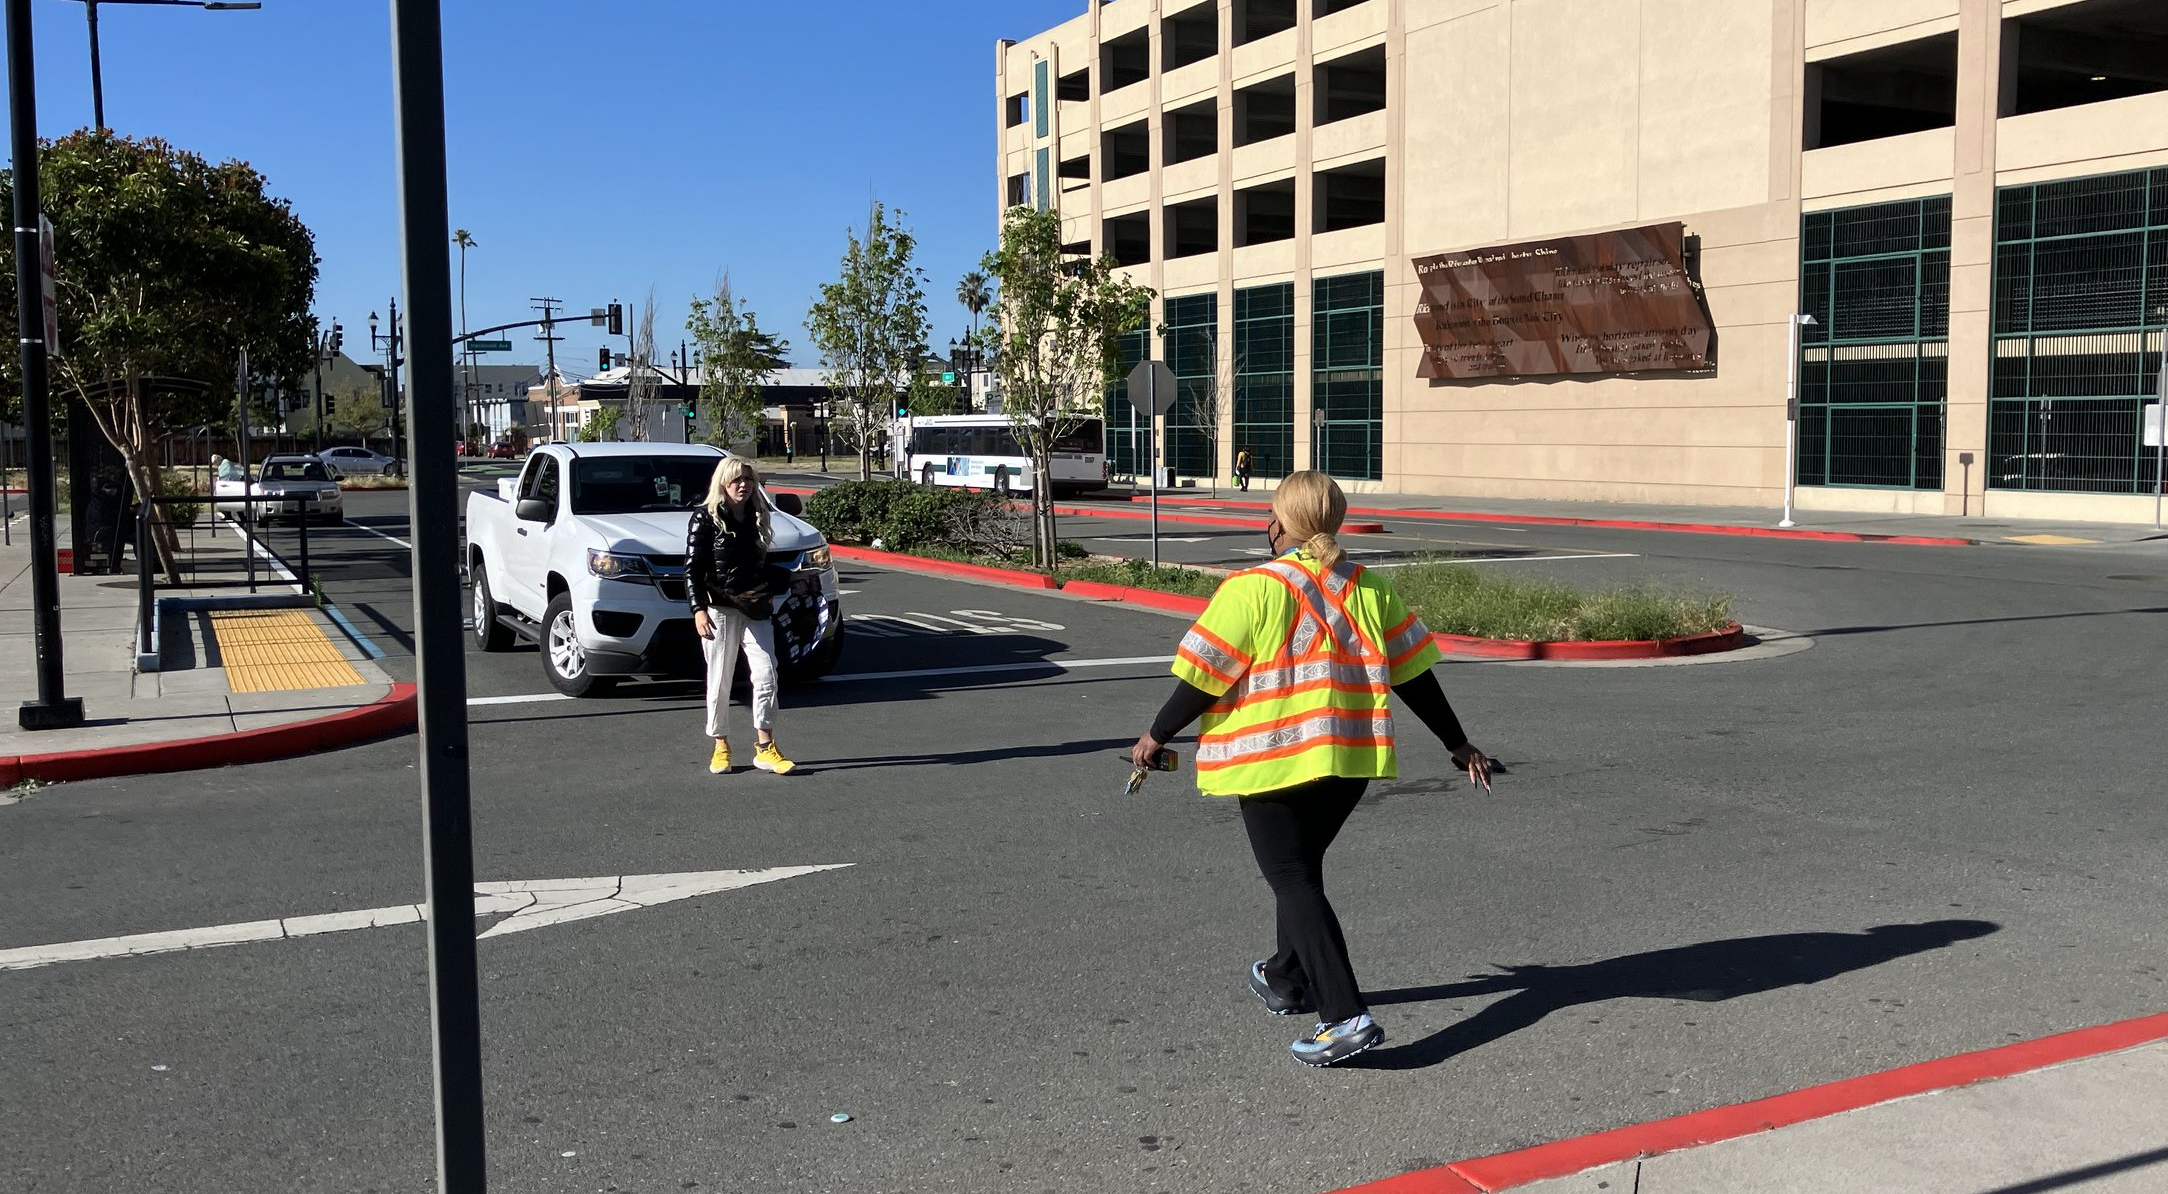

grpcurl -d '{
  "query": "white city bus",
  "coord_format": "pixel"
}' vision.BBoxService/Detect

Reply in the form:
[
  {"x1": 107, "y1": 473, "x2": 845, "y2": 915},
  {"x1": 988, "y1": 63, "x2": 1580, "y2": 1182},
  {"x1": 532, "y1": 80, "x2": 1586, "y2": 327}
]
[{"x1": 900, "y1": 414, "x2": 1107, "y2": 497}]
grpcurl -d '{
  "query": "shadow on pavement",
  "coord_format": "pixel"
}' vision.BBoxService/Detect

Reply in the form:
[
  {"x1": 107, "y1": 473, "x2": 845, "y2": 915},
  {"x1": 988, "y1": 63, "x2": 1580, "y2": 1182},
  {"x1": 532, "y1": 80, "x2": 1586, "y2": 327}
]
[
  {"x1": 806, "y1": 736, "x2": 1136, "y2": 774},
  {"x1": 1809, "y1": 607, "x2": 2168, "y2": 639},
  {"x1": 1352, "y1": 920, "x2": 2000, "y2": 1071},
  {"x1": 1973, "y1": 1144, "x2": 2168, "y2": 1194}
]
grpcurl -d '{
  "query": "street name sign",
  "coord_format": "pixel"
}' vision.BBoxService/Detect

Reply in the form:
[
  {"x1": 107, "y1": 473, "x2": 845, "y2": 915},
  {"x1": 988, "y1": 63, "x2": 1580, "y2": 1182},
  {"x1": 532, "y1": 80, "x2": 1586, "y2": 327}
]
[{"x1": 468, "y1": 339, "x2": 513, "y2": 352}]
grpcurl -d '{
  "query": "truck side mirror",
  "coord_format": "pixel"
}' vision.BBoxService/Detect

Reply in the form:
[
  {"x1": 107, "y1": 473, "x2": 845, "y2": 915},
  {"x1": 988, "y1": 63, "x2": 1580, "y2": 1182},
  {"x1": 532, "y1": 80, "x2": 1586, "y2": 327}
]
[
  {"x1": 515, "y1": 497, "x2": 553, "y2": 523},
  {"x1": 772, "y1": 492, "x2": 804, "y2": 517}
]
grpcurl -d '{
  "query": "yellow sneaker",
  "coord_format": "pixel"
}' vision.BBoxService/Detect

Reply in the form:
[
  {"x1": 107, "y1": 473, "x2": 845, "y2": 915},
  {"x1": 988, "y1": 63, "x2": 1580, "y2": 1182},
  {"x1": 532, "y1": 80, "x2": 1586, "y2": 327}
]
[
  {"x1": 708, "y1": 740, "x2": 731, "y2": 774},
  {"x1": 753, "y1": 740, "x2": 796, "y2": 775}
]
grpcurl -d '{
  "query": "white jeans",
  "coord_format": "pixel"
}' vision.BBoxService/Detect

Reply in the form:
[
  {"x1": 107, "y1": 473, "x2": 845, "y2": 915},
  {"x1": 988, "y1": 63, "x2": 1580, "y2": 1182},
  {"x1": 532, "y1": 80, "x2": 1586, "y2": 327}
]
[{"x1": 701, "y1": 605, "x2": 779, "y2": 740}]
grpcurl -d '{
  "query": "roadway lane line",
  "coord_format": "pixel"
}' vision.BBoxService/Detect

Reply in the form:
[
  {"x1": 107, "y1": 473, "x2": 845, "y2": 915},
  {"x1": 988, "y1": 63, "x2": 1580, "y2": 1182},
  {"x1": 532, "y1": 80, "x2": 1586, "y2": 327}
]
[
  {"x1": 463, "y1": 653, "x2": 1179, "y2": 707},
  {"x1": 342, "y1": 519, "x2": 413, "y2": 549},
  {"x1": 1367, "y1": 552, "x2": 1639, "y2": 567}
]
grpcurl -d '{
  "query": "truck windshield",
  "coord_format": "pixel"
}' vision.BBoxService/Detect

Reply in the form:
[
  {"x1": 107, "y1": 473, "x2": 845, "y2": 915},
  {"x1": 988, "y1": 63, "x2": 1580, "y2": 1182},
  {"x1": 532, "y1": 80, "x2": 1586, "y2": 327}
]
[
  {"x1": 262, "y1": 461, "x2": 331, "y2": 482},
  {"x1": 569, "y1": 456, "x2": 721, "y2": 515}
]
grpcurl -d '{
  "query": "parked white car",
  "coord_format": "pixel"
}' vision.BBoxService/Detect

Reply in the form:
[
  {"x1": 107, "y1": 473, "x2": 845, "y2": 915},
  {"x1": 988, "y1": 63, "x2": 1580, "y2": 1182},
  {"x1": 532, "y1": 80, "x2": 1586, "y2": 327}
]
[
  {"x1": 318, "y1": 445, "x2": 404, "y2": 478},
  {"x1": 213, "y1": 455, "x2": 345, "y2": 525},
  {"x1": 464, "y1": 442, "x2": 843, "y2": 696}
]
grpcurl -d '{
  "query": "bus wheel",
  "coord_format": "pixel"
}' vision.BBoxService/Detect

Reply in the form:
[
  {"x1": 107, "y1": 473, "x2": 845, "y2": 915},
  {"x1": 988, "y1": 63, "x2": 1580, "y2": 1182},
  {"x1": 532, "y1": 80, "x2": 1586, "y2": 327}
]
[
  {"x1": 994, "y1": 466, "x2": 1011, "y2": 498},
  {"x1": 921, "y1": 464, "x2": 936, "y2": 487}
]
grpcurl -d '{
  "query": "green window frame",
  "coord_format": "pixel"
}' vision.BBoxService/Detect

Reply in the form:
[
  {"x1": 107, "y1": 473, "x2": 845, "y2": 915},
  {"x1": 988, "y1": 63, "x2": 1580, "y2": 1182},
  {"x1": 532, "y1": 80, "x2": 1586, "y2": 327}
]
[
  {"x1": 1163, "y1": 293, "x2": 1219, "y2": 478},
  {"x1": 1311, "y1": 271, "x2": 1384, "y2": 482},
  {"x1": 1988, "y1": 167, "x2": 2168, "y2": 496},
  {"x1": 1234, "y1": 282, "x2": 1295, "y2": 482},
  {"x1": 1033, "y1": 60, "x2": 1050, "y2": 140},
  {"x1": 1106, "y1": 327, "x2": 1150, "y2": 478},
  {"x1": 1797, "y1": 196, "x2": 1951, "y2": 490}
]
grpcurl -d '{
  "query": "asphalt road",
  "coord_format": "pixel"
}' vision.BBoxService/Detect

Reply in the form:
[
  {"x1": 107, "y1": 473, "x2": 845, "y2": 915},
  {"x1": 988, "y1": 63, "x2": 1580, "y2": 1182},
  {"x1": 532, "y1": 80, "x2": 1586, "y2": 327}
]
[{"x1": 4, "y1": 468, "x2": 2168, "y2": 1193}]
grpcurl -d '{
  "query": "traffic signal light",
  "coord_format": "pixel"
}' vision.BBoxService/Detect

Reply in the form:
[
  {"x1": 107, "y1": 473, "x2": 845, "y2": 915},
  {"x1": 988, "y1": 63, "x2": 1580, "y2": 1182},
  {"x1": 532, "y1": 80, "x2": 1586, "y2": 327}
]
[
  {"x1": 324, "y1": 392, "x2": 336, "y2": 416},
  {"x1": 598, "y1": 347, "x2": 612, "y2": 373},
  {"x1": 606, "y1": 302, "x2": 624, "y2": 337},
  {"x1": 329, "y1": 321, "x2": 343, "y2": 355}
]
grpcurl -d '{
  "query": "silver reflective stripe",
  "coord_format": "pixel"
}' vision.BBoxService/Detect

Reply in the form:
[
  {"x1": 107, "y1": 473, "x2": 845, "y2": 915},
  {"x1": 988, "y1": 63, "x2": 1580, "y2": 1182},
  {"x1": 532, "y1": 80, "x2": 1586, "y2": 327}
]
[
  {"x1": 1261, "y1": 561, "x2": 1368, "y2": 658},
  {"x1": 1382, "y1": 617, "x2": 1434, "y2": 660},
  {"x1": 1241, "y1": 658, "x2": 1390, "y2": 697},
  {"x1": 1197, "y1": 710, "x2": 1396, "y2": 764},
  {"x1": 1290, "y1": 613, "x2": 1321, "y2": 658},
  {"x1": 1179, "y1": 629, "x2": 1243, "y2": 677}
]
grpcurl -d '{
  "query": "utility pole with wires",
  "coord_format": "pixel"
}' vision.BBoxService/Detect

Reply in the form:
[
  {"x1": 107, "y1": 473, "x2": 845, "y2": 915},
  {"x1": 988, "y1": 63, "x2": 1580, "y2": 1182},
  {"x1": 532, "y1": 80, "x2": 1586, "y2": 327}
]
[{"x1": 532, "y1": 297, "x2": 562, "y2": 441}]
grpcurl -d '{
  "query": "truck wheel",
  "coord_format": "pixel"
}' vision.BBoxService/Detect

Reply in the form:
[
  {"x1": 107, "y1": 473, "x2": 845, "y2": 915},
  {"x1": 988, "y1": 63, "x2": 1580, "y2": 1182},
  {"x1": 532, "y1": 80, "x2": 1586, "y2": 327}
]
[
  {"x1": 470, "y1": 561, "x2": 513, "y2": 652},
  {"x1": 994, "y1": 466, "x2": 1012, "y2": 498},
  {"x1": 920, "y1": 464, "x2": 936, "y2": 487},
  {"x1": 541, "y1": 592, "x2": 614, "y2": 696}
]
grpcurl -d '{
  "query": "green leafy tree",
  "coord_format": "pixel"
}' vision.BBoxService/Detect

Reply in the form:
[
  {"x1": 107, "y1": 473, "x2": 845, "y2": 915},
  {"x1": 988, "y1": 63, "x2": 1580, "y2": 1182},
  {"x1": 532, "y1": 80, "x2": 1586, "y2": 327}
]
[
  {"x1": 982, "y1": 206, "x2": 1153, "y2": 567},
  {"x1": 805, "y1": 201, "x2": 929, "y2": 480},
  {"x1": 578, "y1": 405, "x2": 620, "y2": 443},
  {"x1": 0, "y1": 132, "x2": 316, "y2": 578},
  {"x1": 905, "y1": 372, "x2": 965, "y2": 418},
  {"x1": 687, "y1": 271, "x2": 788, "y2": 450}
]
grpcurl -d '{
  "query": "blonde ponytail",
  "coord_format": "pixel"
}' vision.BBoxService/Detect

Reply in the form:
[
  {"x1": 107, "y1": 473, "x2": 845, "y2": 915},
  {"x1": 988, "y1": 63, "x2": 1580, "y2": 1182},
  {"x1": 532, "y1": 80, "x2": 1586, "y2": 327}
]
[
  {"x1": 1272, "y1": 471, "x2": 1349, "y2": 570},
  {"x1": 1304, "y1": 531, "x2": 1345, "y2": 571}
]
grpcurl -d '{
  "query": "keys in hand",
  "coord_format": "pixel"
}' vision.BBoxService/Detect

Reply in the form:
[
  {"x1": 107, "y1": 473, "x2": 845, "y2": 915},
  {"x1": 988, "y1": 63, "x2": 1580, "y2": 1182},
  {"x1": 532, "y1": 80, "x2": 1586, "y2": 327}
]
[{"x1": 1123, "y1": 766, "x2": 1150, "y2": 796}]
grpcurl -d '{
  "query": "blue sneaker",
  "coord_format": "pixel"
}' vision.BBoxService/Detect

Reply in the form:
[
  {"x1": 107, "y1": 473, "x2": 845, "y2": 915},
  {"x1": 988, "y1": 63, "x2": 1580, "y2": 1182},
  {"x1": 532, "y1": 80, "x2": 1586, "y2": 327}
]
[
  {"x1": 1248, "y1": 961, "x2": 1314, "y2": 1016},
  {"x1": 1291, "y1": 1013, "x2": 1383, "y2": 1067}
]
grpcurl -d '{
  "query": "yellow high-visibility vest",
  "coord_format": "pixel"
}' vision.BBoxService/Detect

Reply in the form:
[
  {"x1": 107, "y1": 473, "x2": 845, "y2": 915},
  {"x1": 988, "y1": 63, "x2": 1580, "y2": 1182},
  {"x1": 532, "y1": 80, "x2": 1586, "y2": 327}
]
[{"x1": 1172, "y1": 551, "x2": 1442, "y2": 796}]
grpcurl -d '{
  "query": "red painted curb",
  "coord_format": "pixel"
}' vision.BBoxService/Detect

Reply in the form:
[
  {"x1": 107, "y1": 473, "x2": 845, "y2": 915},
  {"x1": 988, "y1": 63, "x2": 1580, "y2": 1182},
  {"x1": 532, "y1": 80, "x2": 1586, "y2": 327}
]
[
  {"x1": 1112, "y1": 495, "x2": 1975, "y2": 546},
  {"x1": 0, "y1": 683, "x2": 418, "y2": 787},
  {"x1": 1329, "y1": 1008, "x2": 2168, "y2": 1194},
  {"x1": 828, "y1": 544, "x2": 1056, "y2": 589},
  {"x1": 1431, "y1": 622, "x2": 1745, "y2": 661},
  {"x1": 1059, "y1": 579, "x2": 1213, "y2": 614}
]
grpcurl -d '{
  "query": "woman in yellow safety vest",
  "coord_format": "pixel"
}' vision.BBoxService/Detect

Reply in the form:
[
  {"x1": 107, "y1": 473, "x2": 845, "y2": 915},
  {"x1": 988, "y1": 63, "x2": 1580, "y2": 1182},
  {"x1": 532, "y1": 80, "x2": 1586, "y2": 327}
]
[{"x1": 1130, "y1": 470, "x2": 1493, "y2": 1067}]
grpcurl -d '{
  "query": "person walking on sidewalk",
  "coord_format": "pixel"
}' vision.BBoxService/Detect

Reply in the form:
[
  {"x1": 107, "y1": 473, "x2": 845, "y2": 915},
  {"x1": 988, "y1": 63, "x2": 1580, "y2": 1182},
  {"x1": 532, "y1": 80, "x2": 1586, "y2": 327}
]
[
  {"x1": 1130, "y1": 470, "x2": 1494, "y2": 1066},
  {"x1": 1233, "y1": 446, "x2": 1253, "y2": 492},
  {"x1": 687, "y1": 456, "x2": 796, "y2": 776}
]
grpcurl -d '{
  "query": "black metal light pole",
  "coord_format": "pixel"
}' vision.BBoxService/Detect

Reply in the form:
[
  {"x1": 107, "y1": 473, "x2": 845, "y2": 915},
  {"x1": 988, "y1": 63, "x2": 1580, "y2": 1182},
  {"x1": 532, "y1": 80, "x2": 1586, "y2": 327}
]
[
  {"x1": 370, "y1": 301, "x2": 406, "y2": 470},
  {"x1": 66, "y1": 0, "x2": 261, "y2": 133},
  {"x1": 8, "y1": 0, "x2": 85, "y2": 730},
  {"x1": 390, "y1": 0, "x2": 486, "y2": 1189}
]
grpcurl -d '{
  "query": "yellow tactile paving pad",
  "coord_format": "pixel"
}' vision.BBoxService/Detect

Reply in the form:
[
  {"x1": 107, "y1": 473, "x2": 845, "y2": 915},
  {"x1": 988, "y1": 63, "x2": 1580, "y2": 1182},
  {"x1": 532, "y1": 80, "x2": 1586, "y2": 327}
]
[
  {"x1": 209, "y1": 609, "x2": 367, "y2": 693},
  {"x1": 2004, "y1": 534, "x2": 2100, "y2": 546}
]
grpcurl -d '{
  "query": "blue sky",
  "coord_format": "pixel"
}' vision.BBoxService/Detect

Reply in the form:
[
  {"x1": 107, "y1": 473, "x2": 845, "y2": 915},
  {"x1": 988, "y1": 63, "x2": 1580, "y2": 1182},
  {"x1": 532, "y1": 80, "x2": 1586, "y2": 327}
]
[{"x1": 22, "y1": 0, "x2": 1086, "y2": 376}]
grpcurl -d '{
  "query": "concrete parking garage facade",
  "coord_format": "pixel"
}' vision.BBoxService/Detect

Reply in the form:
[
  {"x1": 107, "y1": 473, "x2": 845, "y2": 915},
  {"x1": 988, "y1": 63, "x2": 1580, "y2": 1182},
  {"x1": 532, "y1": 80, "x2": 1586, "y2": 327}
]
[{"x1": 997, "y1": 0, "x2": 2168, "y2": 522}]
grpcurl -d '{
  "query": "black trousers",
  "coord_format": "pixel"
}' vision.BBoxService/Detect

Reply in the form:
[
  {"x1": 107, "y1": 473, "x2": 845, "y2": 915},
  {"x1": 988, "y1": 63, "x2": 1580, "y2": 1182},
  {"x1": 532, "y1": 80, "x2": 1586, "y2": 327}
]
[{"x1": 1239, "y1": 776, "x2": 1369, "y2": 1024}]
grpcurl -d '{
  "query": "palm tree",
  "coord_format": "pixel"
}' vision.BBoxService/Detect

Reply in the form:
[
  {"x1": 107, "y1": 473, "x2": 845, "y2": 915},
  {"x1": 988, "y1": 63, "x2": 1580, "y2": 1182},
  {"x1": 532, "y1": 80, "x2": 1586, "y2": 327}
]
[
  {"x1": 957, "y1": 269, "x2": 991, "y2": 342},
  {"x1": 453, "y1": 229, "x2": 477, "y2": 444}
]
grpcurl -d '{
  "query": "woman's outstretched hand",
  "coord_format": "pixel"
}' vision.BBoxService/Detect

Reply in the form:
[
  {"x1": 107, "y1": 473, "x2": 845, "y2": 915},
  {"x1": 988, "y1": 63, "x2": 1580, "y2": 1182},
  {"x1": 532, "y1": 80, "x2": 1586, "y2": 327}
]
[{"x1": 1452, "y1": 744, "x2": 1494, "y2": 793}]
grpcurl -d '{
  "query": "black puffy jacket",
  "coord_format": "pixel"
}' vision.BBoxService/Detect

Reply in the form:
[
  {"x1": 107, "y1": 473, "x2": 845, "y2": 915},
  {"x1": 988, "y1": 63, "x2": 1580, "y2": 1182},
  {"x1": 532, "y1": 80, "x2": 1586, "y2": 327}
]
[{"x1": 685, "y1": 504, "x2": 773, "y2": 620}]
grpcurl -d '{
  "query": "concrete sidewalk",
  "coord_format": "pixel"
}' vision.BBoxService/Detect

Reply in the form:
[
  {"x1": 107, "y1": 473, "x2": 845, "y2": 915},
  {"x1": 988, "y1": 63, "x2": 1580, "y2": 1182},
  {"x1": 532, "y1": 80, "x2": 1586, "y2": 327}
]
[
  {"x1": 1340, "y1": 1013, "x2": 2168, "y2": 1194},
  {"x1": 0, "y1": 510, "x2": 409, "y2": 785}
]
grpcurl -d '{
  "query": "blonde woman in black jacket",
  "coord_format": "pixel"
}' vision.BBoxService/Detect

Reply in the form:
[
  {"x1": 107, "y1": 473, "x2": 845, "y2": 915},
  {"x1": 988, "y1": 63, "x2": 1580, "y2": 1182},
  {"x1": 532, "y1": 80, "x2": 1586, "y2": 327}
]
[{"x1": 686, "y1": 457, "x2": 795, "y2": 776}]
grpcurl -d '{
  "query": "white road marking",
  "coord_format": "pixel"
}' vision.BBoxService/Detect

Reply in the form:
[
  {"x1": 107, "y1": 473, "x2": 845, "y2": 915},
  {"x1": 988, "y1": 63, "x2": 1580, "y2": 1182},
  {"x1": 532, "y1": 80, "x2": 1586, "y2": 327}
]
[
  {"x1": 820, "y1": 654, "x2": 1174, "y2": 683},
  {"x1": 342, "y1": 520, "x2": 412, "y2": 549},
  {"x1": 467, "y1": 691, "x2": 573, "y2": 707},
  {"x1": 1365, "y1": 552, "x2": 1639, "y2": 568},
  {"x1": 0, "y1": 866, "x2": 853, "y2": 973}
]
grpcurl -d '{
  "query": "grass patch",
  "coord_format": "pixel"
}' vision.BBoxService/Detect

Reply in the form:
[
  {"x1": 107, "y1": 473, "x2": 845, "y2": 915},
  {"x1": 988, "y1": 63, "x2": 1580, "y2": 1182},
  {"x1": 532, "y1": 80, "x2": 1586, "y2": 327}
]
[
  {"x1": 1056, "y1": 557, "x2": 1225, "y2": 599},
  {"x1": 1391, "y1": 559, "x2": 1732, "y2": 642}
]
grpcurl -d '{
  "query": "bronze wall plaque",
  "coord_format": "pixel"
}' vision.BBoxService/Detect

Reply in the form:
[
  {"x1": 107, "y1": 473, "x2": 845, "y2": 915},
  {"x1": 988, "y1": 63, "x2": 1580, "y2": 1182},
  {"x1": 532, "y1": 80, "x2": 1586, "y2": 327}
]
[{"x1": 1412, "y1": 222, "x2": 1714, "y2": 380}]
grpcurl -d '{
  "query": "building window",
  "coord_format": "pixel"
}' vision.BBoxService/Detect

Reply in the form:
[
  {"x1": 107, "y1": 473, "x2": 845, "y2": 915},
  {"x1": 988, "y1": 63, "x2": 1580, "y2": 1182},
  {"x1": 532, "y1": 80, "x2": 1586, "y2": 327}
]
[
  {"x1": 2002, "y1": 1, "x2": 2168, "y2": 118},
  {"x1": 1805, "y1": 33, "x2": 1957, "y2": 150},
  {"x1": 1007, "y1": 173, "x2": 1030, "y2": 207},
  {"x1": 1164, "y1": 293, "x2": 1220, "y2": 478},
  {"x1": 1035, "y1": 148, "x2": 1052, "y2": 210},
  {"x1": 1104, "y1": 211, "x2": 1152, "y2": 267},
  {"x1": 1165, "y1": 197, "x2": 1218, "y2": 259},
  {"x1": 1989, "y1": 167, "x2": 2168, "y2": 495},
  {"x1": 1058, "y1": 67, "x2": 1090, "y2": 103},
  {"x1": 1313, "y1": 271, "x2": 1383, "y2": 482},
  {"x1": 1235, "y1": 282, "x2": 1296, "y2": 481},
  {"x1": 1006, "y1": 93, "x2": 1029, "y2": 129},
  {"x1": 1314, "y1": 158, "x2": 1385, "y2": 233},
  {"x1": 1237, "y1": 179, "x2": 1297, "y2": 246},
  {"x1": 1235, "y1": 0, "x2": 1296, "y2": 46},
  {"x1": 1102, "y1": 28, "x2": 1150, "y2": 92},
  {"x1": 1315, "y1": 45, "x2": 1386, "y2": 126},
  {"x1": 1102, "y1": 120, "x2": 1150, "y2": 181},
  {"x1": 1166, "y1": 99, "x2": 1218, "y2": 165},
  {"x1": 1798, "y1": 197, "x2": 1952, "y2": 490},
  {"x1": 1235, "y1": 73, "x2": 1298, "y2": 147},
  {"x1": 1107, "y1": 327, "x2": 1151, "y2": 479},
  {"x1": 1033, "y1": 60, "x2": 1051, "y2": 139},
  {"x1": 1164, "y1": 2, "x2": 1218, "y2": 72}
]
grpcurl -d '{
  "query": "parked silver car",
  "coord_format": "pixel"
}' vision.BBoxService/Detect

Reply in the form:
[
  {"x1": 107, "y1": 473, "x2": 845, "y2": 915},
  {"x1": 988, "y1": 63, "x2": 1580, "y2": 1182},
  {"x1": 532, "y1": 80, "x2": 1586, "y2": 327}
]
[{"x1": 318, "y1": 445, "x2": 405, "y2": 478}]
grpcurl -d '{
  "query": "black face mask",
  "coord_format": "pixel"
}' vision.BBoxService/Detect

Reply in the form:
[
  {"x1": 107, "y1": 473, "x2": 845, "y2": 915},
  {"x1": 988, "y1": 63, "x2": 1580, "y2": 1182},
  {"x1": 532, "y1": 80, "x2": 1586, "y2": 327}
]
[{"x1": 1265, "y1": 519, "x2": 1281, "y2": 557}]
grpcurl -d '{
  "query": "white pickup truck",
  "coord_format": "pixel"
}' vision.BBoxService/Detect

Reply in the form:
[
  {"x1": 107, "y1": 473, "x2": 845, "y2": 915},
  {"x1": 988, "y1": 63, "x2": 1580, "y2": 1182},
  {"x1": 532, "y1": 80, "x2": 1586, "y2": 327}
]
[{"x1": 464, "y1": 442, "x2": 842, "y2": 696}]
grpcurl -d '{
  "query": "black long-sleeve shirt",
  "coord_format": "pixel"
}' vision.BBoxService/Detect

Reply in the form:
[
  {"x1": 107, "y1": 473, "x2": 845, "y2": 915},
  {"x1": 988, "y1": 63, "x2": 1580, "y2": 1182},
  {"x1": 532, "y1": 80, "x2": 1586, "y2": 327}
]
[
  {"x1": 1150, "y1": 669, "x2": 1470, "y2": 754},
  {"x1": 684, "y1": 505, "x2": 768, "y2": 615}
]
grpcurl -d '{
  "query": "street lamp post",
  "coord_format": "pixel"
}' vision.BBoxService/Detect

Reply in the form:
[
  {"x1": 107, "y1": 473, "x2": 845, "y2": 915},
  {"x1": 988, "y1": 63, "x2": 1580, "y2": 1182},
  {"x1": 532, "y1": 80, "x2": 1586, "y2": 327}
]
[
  {"x1": 65, "y1": 0, "x2": 261, "y2": 132},
  {"x1": 1779, "y1": 312, "x2": 1819, "y2": 529},
  {"x1": 7, "y1": 0, "x2": 86, "y2": 731},
  {"x1": 311, "y1": 319, "x2": 342, "y2": 455}
]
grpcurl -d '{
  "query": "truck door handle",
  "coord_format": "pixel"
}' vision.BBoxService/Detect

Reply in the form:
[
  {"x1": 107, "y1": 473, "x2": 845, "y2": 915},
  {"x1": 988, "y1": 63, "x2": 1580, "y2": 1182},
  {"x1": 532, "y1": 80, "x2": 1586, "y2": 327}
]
[{"x1": 515, "y1": 528, "x2": 527, "y2": 536}]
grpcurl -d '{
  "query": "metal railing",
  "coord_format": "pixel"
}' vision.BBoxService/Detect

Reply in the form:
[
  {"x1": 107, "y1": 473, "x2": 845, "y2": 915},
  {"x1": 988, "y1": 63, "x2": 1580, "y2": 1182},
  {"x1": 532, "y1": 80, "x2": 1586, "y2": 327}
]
[{"x1": 135, "y1": 493, "x2": 317, "y2": 666}]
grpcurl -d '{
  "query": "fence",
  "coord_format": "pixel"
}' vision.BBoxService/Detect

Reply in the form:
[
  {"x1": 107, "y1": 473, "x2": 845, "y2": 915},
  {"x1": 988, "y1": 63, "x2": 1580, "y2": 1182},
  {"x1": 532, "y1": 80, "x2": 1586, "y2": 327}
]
[{"x1": 136, "y1": 494, "x2": 318, "y2": 668}]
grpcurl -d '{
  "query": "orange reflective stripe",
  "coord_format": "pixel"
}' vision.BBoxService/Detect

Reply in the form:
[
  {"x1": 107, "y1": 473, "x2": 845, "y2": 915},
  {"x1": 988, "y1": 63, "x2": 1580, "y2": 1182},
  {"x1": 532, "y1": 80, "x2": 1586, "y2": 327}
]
[{"x1": 1201, "y1": 705, "x2": 1391, "y2": 741}]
